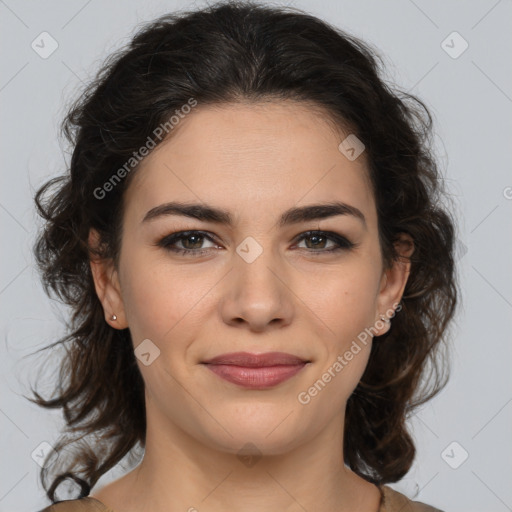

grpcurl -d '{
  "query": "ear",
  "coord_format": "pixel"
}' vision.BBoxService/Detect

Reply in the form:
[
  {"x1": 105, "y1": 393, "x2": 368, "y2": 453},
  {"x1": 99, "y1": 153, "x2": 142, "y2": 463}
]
[
  {"x1": 88, "y1": 228, "x2": 128, "y2": 329},
  {"x1": 374, "y1": 233, "x2": 414, "y2": 336}
]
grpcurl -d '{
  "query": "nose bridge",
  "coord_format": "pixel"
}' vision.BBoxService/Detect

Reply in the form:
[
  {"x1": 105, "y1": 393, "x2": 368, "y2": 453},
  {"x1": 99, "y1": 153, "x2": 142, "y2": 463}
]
[
  {"x1": 236, "y1": 236, "x2": 280, "y2": 290},
  {"x1": 220, "y1": 235, "x2": 294, "y2": 330}
]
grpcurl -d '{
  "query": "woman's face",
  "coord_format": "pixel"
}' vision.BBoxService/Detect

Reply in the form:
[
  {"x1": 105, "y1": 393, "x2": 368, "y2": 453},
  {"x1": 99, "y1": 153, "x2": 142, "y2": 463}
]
[{"x1": 91, "y1": 101, "x2": 410, "y2": 456}]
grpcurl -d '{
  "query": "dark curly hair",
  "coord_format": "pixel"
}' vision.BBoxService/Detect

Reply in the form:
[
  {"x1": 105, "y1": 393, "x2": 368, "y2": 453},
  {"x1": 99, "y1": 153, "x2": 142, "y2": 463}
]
[{"x1": 27, "y1": 0, "x2": 458, "y2": 503}]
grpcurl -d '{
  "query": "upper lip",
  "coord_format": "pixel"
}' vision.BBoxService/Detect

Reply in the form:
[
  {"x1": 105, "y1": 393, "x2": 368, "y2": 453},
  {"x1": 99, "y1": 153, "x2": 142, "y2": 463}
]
[{"x1": 202, "y1": 351, "x2": 309, "y2": 367}]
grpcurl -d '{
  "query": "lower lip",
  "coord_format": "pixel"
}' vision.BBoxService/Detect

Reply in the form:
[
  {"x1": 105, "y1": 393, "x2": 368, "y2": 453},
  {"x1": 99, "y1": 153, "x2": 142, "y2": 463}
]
[{"x1": 203, "y1": 363, "x2": 307, "y2": 389}]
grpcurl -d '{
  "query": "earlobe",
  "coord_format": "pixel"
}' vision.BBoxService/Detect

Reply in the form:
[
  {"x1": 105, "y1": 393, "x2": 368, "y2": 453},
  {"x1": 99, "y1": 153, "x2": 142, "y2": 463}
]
[{"x1": 88, "y1": 229, "x2": 128, "y2": 329}]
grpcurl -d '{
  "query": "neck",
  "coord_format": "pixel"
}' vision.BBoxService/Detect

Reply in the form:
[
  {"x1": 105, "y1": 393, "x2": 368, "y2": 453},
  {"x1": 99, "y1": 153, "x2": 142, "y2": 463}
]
[{"x1": 96, "y1": 404, "x2": 381, "y2": 512}]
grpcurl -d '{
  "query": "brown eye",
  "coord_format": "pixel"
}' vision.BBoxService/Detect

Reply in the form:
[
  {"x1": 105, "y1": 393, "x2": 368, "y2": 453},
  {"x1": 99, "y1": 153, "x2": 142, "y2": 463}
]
[
  {"x1": 157, "y1": 230, "x2": 220, "y2": 256},
  {"x1": 178, "y1": 233, "x2": 206, "y2": 250},
  {"x1": 294, "y1": 231, "x2": 355, "y2": 253}
]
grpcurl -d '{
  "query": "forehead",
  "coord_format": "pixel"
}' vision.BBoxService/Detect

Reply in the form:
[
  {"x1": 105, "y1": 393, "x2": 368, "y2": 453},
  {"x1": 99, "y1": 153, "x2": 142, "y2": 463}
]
[{"x1": 123, "y1": 101, "x2": 376, "y2": 227}]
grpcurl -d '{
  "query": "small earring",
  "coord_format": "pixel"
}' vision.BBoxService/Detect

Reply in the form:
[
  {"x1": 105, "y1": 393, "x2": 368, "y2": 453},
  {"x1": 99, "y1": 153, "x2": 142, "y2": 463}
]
[
  {"x1": 380, "y1": 315, "x2": 390, "y2": 324},
  {"x1": 111, "y1": 314, "x2": 117, "y2": 321}
]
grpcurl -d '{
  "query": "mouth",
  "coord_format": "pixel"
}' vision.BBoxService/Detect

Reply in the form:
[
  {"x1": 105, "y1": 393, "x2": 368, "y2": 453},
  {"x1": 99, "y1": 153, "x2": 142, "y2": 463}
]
[{"x1": 201, "y1": 352, "x2": 310, "y2": 389}]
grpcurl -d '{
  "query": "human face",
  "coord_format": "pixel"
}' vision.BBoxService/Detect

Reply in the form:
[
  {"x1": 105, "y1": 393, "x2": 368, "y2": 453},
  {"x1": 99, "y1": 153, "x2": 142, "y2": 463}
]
[{"x1": 93, "y1": 101, "x2": 407, "y2": 456}]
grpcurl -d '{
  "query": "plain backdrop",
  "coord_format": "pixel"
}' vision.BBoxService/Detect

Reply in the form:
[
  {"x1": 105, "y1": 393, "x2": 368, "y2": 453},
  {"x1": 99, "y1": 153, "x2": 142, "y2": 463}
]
[{"x1": 1, "y1": 1, "x2": 511, "y2": 511}]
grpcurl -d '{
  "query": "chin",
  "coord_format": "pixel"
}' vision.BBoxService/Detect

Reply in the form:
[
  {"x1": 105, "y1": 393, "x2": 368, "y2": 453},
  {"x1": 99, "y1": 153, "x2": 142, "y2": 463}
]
[
  {"x1": 210, "y1": 430, "x2": 302, "y2": 458},
  {"x1": 195, "y1": 408, "x2": 308, "y2": 456}
]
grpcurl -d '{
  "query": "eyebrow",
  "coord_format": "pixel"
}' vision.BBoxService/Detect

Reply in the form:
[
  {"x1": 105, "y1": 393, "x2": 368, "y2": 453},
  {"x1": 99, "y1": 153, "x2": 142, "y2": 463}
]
[{"x1": 142, "y1": 200, "x2": 366, "y2": 228}]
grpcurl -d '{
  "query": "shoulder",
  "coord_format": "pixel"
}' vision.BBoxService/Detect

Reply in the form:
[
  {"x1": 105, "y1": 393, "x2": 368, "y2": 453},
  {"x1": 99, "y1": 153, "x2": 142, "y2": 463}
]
[
  {"x1": 38, "y1": 496, "x2": 114, "y2": 512},
  {"x1": 380, "y1": 485, "x2": 444, "y2": 512}
]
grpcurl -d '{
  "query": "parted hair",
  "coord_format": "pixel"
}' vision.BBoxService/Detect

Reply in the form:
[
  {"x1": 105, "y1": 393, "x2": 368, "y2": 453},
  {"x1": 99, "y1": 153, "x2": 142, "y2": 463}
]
[{"x1": 28, "y1": 0, "x2": 458, "y2": 502}]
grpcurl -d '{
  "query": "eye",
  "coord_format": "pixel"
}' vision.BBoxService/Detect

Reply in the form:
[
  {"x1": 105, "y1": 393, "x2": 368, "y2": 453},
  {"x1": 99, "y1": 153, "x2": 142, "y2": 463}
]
[
  {"x1": 293, "y1": 230, "x2": 355, "y2": 254},
  {"x1": 156, "y1": 230, "x2": 221, "y2": 256},
  {"x1": 156, "y1": 229, "x2": 356, "y2": 257}
]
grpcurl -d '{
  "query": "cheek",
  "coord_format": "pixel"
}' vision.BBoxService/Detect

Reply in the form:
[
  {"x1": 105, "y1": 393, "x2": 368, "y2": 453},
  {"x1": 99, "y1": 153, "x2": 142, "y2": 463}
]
[
  {"x1": 304, "y1": 260, "x2": 381, "y2": 341},
  {"x1": 119, "y1": 249, "x2": 213, "y2": 345},
  {"x1": 298, "y1": 258, "x2": 381, "y2": 397},
  {"x1": 301, "y1": 272, "x2": 378, "y2": 407}
]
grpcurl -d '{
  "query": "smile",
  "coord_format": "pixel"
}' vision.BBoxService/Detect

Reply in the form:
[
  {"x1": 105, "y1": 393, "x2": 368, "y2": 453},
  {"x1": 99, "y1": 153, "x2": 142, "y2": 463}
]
[{"x1": 203, "y1": 363, "x2": 308, "y2": 389}]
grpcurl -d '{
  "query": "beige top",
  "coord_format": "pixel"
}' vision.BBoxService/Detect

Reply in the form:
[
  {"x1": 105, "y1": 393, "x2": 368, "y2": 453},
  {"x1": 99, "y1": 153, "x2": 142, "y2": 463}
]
[{"x1": 39, "y1": 485, "x2": 444, "y2": 511}]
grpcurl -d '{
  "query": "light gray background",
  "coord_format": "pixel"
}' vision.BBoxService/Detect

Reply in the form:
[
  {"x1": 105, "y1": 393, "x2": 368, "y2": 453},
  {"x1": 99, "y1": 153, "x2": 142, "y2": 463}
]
[{"x1": 1, "y1": 1, "x2": 511, "y2": 511}]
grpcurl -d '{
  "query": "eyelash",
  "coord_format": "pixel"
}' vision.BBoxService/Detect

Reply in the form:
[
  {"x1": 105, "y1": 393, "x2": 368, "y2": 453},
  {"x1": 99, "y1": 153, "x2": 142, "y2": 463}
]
[{"x1": 156, "y1": 230, "x2": 356, "y2": 257}]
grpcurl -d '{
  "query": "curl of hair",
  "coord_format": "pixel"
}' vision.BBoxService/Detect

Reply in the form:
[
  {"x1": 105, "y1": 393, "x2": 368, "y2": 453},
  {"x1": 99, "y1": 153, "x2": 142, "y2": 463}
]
[{"x1": 27, "y1": 0, "x2": 458, "y2": 502}]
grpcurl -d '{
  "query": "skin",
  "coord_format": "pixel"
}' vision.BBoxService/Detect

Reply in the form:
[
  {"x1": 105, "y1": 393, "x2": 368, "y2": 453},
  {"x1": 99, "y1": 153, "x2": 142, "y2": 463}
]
[{"x1": 89, "y1": 101, "x2": 413, "y2": 512}]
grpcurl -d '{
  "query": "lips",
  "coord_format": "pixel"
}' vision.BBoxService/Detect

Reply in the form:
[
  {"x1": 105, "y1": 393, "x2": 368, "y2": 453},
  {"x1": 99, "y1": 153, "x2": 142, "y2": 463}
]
[
  {"x1": 202, "y1": 352, "x2": 310, "y2": 389},
  {"x1": 202, "y1": 351, "x2": 308, "y2": 367}
]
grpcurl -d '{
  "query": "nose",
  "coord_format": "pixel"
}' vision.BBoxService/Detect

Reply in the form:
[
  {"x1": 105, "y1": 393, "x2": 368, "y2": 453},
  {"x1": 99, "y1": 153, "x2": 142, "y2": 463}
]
[{"x1": 219, "y1": 245, "x2": 295, "y2": 333}]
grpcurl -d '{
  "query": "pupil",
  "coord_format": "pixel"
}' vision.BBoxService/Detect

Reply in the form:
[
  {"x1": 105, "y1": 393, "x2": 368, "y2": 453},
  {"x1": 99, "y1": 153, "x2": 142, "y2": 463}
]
[
  {"x1": 185, "y1": 234, "x2": 202, "y2": 249},
  {"x1": 308, "y1": 235, "x2": 325, "y2": 248}
]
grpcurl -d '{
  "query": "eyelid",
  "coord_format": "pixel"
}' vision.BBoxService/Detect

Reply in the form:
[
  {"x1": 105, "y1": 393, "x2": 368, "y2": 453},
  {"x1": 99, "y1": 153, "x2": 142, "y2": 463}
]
[
  {"x1": 156, "y1": 229, "x2": 356, "y2": 256},
  {"x1": 292, "y1": 230, "x2": 355, "y2": 251},
  {"x1": 156, "y1": 230, "x2": 221, "y2": 249}
]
